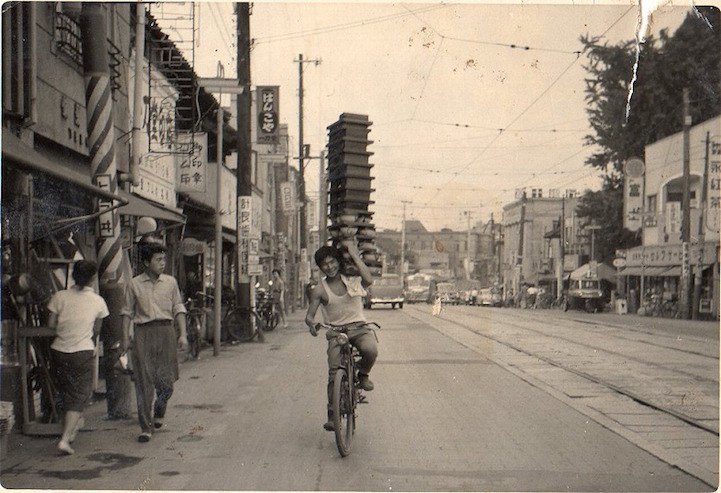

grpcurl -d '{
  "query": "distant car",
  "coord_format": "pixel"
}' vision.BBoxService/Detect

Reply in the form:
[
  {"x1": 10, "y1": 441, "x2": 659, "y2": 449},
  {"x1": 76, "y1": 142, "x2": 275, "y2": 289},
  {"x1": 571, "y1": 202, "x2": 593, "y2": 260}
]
[
  {"x1": 478, "y1": 288, "x2": 502, "y2": 307},
  {"x1": 365, "y1": 274, "x2": 404, "y2": 309},
  {"x1": 436, "y1": 282, "x2": 461, "y2": 305}
]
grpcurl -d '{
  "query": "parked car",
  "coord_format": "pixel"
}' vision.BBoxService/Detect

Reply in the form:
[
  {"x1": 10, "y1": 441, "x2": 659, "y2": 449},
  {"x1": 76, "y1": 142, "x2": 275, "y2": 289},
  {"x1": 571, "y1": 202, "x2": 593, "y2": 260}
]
[
  {"x1": 365, "y1": 274, "x2": 404, "y2": 309},
  {"x1": 478, "y1": 287, "x2": 502, "y2": 307},
  {"x1": 435, "y1": 282, "x2": 461, "y2": 305}
]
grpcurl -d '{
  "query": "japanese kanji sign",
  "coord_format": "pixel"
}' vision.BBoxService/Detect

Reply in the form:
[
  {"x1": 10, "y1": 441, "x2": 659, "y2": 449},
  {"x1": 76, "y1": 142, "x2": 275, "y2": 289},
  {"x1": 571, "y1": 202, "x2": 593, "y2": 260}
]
[
  {"x1": 623, "y1": 158, "x2": 644, "y2": 232},
  {"x1": 94, "y1": 174, "x2": 116, "y2": 239},
  {"x1": 176, "y1": 132, "x2": 207, "y2": 193},
  {"x1": 707, "y1": 136, "x2": 720, "y2": 234},
  {"x1": 238, "y1": 195, "x2": 262, "y2": 277},
  {"x1": 256, "y1": 86, "x2": 279, "y2": 145}
]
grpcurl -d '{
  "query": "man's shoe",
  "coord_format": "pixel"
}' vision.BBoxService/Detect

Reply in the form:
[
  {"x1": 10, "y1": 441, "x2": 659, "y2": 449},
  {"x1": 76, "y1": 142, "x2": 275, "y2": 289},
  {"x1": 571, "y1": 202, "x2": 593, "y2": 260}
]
[
  {"x1": 323, "y1": 421, "x2": 334, "y2": 431},
  {"x1": 138, "y1": 432, "x2": 152, "y2": 443},
  {"x1": 153, "y1": 419, "x2": 163, "y2": 429},
  {"x1": 358, "y1": 373, "x2": 374, "y2": 391}
]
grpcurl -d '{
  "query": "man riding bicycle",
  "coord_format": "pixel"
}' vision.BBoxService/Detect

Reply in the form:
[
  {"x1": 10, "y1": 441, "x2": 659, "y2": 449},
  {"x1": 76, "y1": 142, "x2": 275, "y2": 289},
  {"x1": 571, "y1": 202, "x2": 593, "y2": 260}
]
[{"x1": 305, "y1": 241, "x2": 378, "y2": 432}]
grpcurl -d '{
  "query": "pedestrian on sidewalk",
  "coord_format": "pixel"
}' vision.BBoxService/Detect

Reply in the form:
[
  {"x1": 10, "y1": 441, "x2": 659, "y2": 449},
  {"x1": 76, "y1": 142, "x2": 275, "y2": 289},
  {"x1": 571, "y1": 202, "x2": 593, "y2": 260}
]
[
  {"x1": 47, "y1": 260, "x2": 109, "y2": 455},
  {"x1": 271, "y1": 268, "x2": 288, "y2": 329},
  {"x1": 305, "y1": 242, "x2": 378, "y2": 432},
  {"x1": 121, "y1": 243, "x2": 187, "y2": 443}
]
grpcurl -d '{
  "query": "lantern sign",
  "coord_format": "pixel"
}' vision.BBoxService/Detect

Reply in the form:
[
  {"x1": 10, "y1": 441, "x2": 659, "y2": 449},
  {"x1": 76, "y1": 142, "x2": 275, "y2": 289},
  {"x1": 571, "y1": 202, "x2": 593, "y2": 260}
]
[
  {"x1": 707, "y1": 136, "x2": 721, "y2": 234},
  {"x1": 623, "y1": 158, "x2": 645, "y2": 232},
  {"x1": 257, "y1": 86, "x2": 279, "y2": 145}
]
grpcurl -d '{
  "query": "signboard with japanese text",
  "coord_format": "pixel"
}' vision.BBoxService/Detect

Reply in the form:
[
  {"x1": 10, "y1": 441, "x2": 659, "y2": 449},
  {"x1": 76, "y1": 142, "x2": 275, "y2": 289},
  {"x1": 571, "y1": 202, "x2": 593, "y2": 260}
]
[
  {"x1": 256, "y1": 86, "x2": 279, "y2": 145},
  {"x1": 176, "y1": 132, "x2": 207, "y2": 193},
  {"x1": 94, "y1": 174, "x2": 116, "y2": 238},
  {"x1": 623, "y1": 158, "x2": 644, "y2": 232},
  {"x1": 707, "y1": 136, "x2": 721, "y2": 234},
  {"x1": 220, "y1": 166, "x2": 238, "y2": 230},
  {"x1": 280, "y1": 181, "x2": 295, "y2": 213},
  {"x1": 238, "y1": 195, "x2": 262, "y2": 276},
  {"x1": 625, "y1": 243, "x2": 716, "y2": 267},
  {"x1": 126, "y1": 53, "x2": 179, "y2": 208},
  {"x1": 666, "y1": 202, "x2": 681, "y2": 238}
]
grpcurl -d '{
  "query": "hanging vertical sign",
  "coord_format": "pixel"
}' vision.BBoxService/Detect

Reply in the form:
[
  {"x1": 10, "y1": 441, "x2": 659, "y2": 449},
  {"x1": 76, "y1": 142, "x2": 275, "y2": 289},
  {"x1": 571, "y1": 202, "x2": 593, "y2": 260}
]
[
  {"x1": 279, "y1": 181, "x2": 295, "y2": 213},
  {"x1": 707, "y1": 136, "x2": 721, "y2": 234},
  {"x1": 176, "y1": 132, "x2": 207, "y2": 192},
  {"x1": 256, "y1": 86, "x2": 279, "y2": 145},
  {"x1": 238, "y1": 195, "x2": 263, "y2": 276},
  {"x1": 94, "y1": 174, "x2": 116, "y2": 238},
  {"x1": 623, "y1": 158, "x2": 645, "y2": 232}
]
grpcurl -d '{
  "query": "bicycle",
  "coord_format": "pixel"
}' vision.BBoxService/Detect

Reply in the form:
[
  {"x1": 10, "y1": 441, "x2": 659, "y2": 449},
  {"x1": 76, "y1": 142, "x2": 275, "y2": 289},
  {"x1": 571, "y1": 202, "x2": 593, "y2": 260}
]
[
  {"x1": 316, "y1": 321, "x2": 380, "y2": 457},
  {"x1": 256, "y1": 291, "x2": 280, "y2": 332},
  {"x1": 222, "y1": 299, "x2": 266, "y2": 343},
  {"x1": 185, "y1": 292, "x2": 211, "y2": 360}
]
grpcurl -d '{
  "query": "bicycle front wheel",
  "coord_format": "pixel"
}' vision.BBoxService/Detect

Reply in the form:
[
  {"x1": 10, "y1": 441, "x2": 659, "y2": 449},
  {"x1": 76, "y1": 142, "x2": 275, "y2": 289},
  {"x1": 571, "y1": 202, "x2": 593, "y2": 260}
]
[
  {"x1": 265, "y1": 310, "x2": 280, "y2": 331},
  {"x1": 332, "y1": 369, "x2": 354, "y2": 457},
  {"x1": 223, "y1": 308, "x2": 263, "y2": 343}
]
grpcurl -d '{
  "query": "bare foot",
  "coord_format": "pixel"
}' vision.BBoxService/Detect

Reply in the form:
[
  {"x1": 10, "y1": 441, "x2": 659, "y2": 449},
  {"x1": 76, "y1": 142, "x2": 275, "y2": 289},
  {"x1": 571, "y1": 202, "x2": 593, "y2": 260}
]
[{"x1": 57, "y1": 440, "x2": 75, "y2": 455}]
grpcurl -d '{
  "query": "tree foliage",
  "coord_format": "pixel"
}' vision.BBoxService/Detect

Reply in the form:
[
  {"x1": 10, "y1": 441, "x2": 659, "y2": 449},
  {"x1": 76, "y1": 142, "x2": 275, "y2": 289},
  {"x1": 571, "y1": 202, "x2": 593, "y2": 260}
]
[
  {"x1": 576, "y1": 8, "x2": 720, "y2": 261},
  {"x1": 582, "y1": 7, "x2": 720, "y2": 179}
]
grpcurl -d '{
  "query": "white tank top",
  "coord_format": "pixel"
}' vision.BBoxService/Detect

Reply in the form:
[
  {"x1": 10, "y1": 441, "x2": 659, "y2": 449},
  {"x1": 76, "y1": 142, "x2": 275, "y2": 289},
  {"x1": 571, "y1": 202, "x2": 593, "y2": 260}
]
[{"x1": 320, "y1": 277, "x2": 366, "y2": 325}]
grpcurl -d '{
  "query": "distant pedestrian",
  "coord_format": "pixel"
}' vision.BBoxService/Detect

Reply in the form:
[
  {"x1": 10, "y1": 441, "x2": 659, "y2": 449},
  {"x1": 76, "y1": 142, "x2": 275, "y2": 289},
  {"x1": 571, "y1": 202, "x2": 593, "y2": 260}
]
[
  {"x1": 121, "y1": 243, "x2": 187, "y2": 443},
  {"x1": 271, "y1": 269, "x2": 288, "y2": 329},
  {"x1": 47, "y1": 260, "x2": 109, "y2": 455}
]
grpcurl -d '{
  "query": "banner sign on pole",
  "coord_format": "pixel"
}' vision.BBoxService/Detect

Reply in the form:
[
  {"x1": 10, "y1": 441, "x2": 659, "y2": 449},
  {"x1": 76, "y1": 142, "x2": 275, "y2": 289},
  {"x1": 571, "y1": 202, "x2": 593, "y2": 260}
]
[
  {"x1": 280, "y1": 181, "x2": 295, "y2": 213},
  {"x1": 707, "y1": 136, "x2": 721, "y2": 234},
  {"x1": 623, "y1": 158, "x2": 645, "y2": 232},
  {"x1": 256, "y1": 86, "x2": 279, "y2": 145},
  {"x1": 176, "y1": 132, "x2": 207, "y2": 193},
  {"x1": 95, "y1": 174, "x2": 116, "y2": 238},
  {"x1": 238, "y1": 195, "x2": 262, "y2": 276}
]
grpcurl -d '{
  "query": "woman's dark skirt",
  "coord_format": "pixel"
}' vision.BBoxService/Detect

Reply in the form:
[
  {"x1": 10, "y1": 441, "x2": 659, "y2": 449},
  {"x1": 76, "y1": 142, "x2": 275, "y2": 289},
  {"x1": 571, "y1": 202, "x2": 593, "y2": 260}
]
[{"x1": 51, "y1": 348, "x2": 95, "y2": 413}]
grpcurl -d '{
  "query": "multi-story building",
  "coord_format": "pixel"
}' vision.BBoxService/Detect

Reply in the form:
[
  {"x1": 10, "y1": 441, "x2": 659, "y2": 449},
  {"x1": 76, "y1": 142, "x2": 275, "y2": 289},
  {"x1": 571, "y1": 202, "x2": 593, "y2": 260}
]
[
  {"x1": 620, "y1": 115, "x2": 720, "y2": 319},
  {"x1": 501, "y1": 190, "x2": 584, "y2": 297}
]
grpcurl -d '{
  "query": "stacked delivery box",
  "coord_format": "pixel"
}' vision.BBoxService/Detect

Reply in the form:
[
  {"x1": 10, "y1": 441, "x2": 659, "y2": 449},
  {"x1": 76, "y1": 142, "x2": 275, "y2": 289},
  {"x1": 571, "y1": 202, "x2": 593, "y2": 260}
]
[{"x1": 325, "y1": 113, "x2": 382, "y2": 277}]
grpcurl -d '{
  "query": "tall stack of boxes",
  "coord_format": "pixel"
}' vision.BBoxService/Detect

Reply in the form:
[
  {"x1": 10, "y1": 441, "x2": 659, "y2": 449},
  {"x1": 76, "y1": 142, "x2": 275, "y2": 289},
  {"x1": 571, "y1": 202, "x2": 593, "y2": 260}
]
[{"x1": 325, "y1": 113, "x2": 382, "y2": 276}]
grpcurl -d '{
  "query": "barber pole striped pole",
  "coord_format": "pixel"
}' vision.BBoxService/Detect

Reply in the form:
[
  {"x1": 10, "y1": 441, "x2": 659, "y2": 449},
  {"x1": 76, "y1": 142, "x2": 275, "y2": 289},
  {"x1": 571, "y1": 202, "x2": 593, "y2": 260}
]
[{"x1": 81, "y1": 4, "x2": 123, "y2": 285}]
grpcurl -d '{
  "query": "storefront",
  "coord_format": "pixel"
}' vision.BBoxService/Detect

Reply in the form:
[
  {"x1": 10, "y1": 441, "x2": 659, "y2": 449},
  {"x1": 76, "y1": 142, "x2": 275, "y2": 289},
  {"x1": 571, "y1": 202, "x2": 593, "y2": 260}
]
[{"x1": 620, "y1": 243, "x2": 719, "y2": 319}]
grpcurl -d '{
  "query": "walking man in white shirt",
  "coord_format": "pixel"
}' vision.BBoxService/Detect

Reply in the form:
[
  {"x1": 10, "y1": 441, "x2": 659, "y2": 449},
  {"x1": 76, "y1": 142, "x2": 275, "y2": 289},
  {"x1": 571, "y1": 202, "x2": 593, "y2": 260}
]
[{"x1": 121, "y1": 243, "x2": 187, "y2": 443}]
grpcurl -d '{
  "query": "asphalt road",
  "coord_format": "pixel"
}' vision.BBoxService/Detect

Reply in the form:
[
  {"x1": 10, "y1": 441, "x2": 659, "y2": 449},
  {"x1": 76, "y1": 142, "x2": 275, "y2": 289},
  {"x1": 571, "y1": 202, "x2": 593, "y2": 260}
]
[{"x1": 0, "y1": 306, "x2": 713, "y2": 491}]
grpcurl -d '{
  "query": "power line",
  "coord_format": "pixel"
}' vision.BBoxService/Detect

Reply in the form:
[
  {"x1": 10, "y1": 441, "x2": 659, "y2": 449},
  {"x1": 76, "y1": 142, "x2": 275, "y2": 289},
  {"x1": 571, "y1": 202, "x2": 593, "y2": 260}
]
[{"x1": 253, "y1": 4, "x2": 448, "y2": 44}]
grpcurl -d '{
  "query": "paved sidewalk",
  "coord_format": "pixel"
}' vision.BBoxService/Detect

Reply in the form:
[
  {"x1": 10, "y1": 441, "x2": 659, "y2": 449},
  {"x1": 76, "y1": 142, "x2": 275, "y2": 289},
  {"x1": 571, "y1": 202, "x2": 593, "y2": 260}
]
[{"x1": 1, "y1": 309, "x2": 310, "y2": 472}]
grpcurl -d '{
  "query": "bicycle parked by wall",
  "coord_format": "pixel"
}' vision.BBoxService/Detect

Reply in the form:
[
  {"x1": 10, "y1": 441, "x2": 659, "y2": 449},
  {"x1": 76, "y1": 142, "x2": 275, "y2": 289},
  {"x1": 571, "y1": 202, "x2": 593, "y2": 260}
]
[
  {"x1": 315, "y1": 321, "x2": 380, "y2": 457},
  {"x1": 185, "y1": 292, "x2": 212, "y2": 360},
  {"x1": 222, "y1": 297, "x2": 266, "y2": 343},
  {"x1": 256, "y1": 287, "x2": 280, "y2": 331}
]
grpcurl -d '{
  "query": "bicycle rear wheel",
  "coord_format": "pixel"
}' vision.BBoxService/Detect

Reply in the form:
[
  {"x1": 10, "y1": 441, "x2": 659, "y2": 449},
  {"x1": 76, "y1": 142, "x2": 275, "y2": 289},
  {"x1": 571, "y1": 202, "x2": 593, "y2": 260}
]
[
  {"x1": 332, "y1": 369, "x2": 354, "y2": 457},
  {"x1": 223, "y1": 308, "x2": 264, "y2": 343},
  {"x1": 187, "y1": 314, "x2": 202, "y2": 359},
  {"x1": 264, "y1": 310, "x2": 280, "y2": 331}
]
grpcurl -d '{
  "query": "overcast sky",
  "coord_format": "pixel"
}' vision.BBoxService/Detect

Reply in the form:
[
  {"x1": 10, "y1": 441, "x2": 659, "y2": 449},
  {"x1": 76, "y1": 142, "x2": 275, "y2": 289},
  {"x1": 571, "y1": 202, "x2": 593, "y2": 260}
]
[{"x1": 155, "y1": 1, "x2": 692, "y2": 232}]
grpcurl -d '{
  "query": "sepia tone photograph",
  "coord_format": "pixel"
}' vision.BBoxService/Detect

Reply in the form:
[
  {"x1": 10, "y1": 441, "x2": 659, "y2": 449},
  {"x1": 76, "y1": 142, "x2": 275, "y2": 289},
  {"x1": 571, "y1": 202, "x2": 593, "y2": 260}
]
[{"x1": 0, "y1": 1, "x2": 719, "y2": 491}]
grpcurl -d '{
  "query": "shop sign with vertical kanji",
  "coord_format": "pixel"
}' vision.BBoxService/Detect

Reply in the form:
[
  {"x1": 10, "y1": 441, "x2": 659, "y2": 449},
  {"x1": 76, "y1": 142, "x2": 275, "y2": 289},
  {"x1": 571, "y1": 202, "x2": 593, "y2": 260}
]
[
  {"x1": 623, "y1": 158, "x2": 644, "y2": 232},
  {"x1": 176, "y1": 132, "x2": 207, "y2": 193},
  {"x1": 707, "y1": 136, "x2": 721, "y2": 234},
  {"x1": 94, "y1": 174, "x2": 116, "y2": 238},
  {"x1": 256, "y1": 86, "x2": 279, "y2": 145},
  {"x1": 279, "y1": 181, "x2": 295, "y2": 213},
  {"x1": 238, "y1": 196, "x2": 262, "y2": 276}
]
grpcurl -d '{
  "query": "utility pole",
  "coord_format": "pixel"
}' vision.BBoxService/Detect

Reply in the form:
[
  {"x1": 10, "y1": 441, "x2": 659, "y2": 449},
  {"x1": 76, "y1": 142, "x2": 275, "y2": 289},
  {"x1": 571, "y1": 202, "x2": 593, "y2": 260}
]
[
  {"x1": 516, "y1": 191, "x2": 527, "y2": 291},
  {"x1": 464, "y1": 210, "x2": 472, "y2": 280},
  {"x1": 692, "y1": 132, "x2": 710, "y2": 319},
  {"x1": 400, "y1": 200, "x2": 411, "y2": 277},
  {"x1": 558, "y1": 196, "x2": 566, "y2": 298},
  {"x1": 236, "y1": 3, "x2": 253, "y2": 319},
  {"x1": 489, "y1": 213, "x2": 496, "y2": 284},
  {"x1": 294, "y1": 54, "x2": 321, "y2": 252},
  {"x1": 318, "y1": 150, "x2": 327, "y2": 248},
  {"x1": 680, "y1": 88, "x2": 692, "y2": 319}
]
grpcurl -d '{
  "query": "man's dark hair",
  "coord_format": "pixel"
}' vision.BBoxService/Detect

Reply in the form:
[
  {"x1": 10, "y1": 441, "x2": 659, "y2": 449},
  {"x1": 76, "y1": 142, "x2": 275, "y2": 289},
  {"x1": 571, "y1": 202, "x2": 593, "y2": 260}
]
[
  {"x1": 72, "y1": 260, "x2": 98, "y2": 288},
  {"x1": 139, "y1": 243, "x2": 167, "y2": 263},
  {"x1": 272, "y1": 268, "x2": 282, "y2": 276},
  {"x1": 314, "y1": 245, "x2": 343, "y2": 267}
]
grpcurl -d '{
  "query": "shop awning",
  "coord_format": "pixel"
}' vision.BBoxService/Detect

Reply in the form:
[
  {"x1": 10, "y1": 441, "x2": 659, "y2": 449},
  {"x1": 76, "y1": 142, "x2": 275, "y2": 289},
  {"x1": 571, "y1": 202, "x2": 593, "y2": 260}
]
[
  {"x1": 661, "y1": 266, "x2": 681, "y2": 276},
  {"x1": 118, "y1": 190, "x2": 186, "y2": 224},
  {"x1": 2, "y1": 131, "x2": 126, "y2": 205}
]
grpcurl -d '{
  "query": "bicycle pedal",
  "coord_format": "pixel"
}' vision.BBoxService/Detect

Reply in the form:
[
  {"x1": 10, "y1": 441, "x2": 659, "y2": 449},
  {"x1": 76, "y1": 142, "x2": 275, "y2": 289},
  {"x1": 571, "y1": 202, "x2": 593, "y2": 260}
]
[{"x1": 358, "y1": 395, "x2": 368, "y2": 404}]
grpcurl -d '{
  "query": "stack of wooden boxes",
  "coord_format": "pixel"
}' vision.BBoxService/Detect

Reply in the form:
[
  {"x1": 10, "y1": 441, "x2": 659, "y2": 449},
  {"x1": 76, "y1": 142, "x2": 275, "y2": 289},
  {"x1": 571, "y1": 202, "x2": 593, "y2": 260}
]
[{"x1": 325, "y1": 113, "x2": 382, "y2": 276}]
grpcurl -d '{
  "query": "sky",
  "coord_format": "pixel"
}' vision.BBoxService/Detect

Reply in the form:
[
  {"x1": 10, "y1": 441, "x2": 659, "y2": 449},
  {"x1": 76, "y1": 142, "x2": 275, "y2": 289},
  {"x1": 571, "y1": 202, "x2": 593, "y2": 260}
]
[{"x1": 153, "y1": 1, "x2": 694, "y2": 232}]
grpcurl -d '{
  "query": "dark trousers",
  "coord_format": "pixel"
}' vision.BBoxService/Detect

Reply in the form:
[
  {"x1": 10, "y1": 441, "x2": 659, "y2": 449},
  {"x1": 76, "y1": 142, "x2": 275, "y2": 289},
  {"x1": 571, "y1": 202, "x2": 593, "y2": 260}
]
[
  {"x1": 130, "y1": 321, "x2": 179, "y2": 433},
  {"x1": 326, "y1": 324, "x2": 378, "y2": 410}
]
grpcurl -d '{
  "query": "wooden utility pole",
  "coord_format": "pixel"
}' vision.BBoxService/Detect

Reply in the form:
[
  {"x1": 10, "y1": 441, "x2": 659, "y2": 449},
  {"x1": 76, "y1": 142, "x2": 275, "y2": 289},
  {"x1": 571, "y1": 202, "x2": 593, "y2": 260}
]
[
  {"x1": 236, "y1": 3, "x2": 253, "y2": 317},
  {"x1": 400, "y1": 201, "x2": 411, "y2": 276},
  {"x1": 692, "y1": 132, "x2": 710, "y2": 319},
  {"x1": 680, "y1": 88, "x2": 692, "y2": 319}
]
